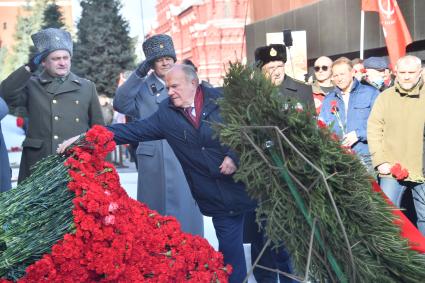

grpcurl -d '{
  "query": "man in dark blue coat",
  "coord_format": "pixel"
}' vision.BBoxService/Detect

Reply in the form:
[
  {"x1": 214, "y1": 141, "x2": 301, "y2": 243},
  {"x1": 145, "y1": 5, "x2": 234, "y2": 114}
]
[
  {"x1": 59, "y1": 64, "x2": 256, "y2": 283},
  {"x1": 319, "y1": 57, "x2": 379, "y2": 171}
]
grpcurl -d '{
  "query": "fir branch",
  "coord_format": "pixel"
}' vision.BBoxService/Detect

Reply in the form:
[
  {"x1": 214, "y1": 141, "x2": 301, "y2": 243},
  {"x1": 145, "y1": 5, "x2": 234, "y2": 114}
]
[{"x1": 217, "y1": 63, "x2": 425, "y2": 282}]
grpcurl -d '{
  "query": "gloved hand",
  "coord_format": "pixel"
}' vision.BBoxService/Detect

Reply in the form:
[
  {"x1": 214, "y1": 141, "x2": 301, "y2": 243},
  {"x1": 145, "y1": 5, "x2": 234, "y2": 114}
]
[
  {"x1": 135, "y1": 60, "x2": 151, "y2": 78},
  {"x1": 26, "y1": 50, "x2": 49, "y2": 72}
]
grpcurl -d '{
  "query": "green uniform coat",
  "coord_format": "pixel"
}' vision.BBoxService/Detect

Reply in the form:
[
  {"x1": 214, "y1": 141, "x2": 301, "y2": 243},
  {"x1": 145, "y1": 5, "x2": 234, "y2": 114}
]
[{"x1": 0, "y1": 66, "x2": 104, "y2": 183}]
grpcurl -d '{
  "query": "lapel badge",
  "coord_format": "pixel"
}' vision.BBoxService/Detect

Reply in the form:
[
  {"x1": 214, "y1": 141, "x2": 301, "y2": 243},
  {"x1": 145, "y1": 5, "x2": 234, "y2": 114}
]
[{"x1": 270, "y1": 47, "x2": 277, "y2": 57}]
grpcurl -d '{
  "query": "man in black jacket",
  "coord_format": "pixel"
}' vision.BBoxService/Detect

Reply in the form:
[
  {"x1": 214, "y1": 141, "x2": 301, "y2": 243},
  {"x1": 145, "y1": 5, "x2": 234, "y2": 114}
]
[
  {"x1": 245, "y1": 44, "x2": 315, "y2": 283},
  {"x1": 255, "y1": 44, "x2": 314, "y2": 111}
]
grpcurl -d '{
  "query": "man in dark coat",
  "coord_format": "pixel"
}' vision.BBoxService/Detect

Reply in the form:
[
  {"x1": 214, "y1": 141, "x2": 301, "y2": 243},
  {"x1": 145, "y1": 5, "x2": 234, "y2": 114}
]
[
  {"x1": 255, "y1": 44, "x2": 315, "y2": 112},
  {"x1": 0, "y1": 97, "x2": 11, "y2": 192},
  {"x1": 113, "y1": 34, "x2": 203, "y2": 236},
  {"x1": 58, "y1": 64, "x2": 257, "y2": 283},
  {"x1": 0, "y1": 28, "x2": 104, "y2": 183},
  {"x1": 244, "y1": 44, "x2": 315, "y2": 283}
]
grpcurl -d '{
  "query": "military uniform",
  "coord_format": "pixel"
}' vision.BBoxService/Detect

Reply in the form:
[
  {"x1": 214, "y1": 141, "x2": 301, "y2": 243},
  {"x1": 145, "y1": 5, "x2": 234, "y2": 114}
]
[
  {"x1": 0, "y1": 66, "x2": 104, "y2": 182},
  {"x1": 113, "y1": 34, "x2": 204, "y2": 236}
]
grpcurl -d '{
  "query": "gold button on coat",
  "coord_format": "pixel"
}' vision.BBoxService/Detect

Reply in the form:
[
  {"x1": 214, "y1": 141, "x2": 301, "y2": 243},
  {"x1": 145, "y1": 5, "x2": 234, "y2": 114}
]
[
  {"x1": 75, "y1": 100, "x2": 79, "y2": 104},
  {"x1": 54, "y1": 116, "x2": 59, "y2": 121},
  {"x1": 75, "y1": 117, "x2": 80, "y2": 122},
  {"x1": 52, "y1": 99, "x2": 57, "y2": 104},
  {"x1": 53, "y1": 135, "x2": 59, "y2": 140}
]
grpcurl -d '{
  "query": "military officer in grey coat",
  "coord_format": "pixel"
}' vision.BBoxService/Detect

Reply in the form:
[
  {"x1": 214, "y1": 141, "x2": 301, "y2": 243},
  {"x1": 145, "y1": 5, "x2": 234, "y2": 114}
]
[
  {"x1": 0, "y1": 28, "x2": 104, "y2": 183},
  {"x1": 113, "y1": 34, "x2": 203, "y2": 236}
]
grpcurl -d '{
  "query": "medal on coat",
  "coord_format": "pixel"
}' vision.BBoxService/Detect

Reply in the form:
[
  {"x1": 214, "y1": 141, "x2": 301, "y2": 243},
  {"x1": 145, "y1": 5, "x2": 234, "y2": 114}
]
[{"x1": 150, "y1": 84, "x2": 160, "y2": 97}]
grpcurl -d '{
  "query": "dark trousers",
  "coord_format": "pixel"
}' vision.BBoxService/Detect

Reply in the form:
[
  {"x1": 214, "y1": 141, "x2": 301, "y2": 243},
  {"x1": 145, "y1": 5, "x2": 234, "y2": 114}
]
[
  {"x1": 251, "y1": 230, "x2": 294, "y2": 283},
  {"x1": 212, "y1": 214, "x2": 247, "y2": 283}
]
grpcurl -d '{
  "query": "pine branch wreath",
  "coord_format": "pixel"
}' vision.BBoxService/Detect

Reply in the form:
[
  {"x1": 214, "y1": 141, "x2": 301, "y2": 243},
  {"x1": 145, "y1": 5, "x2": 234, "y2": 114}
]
[{"x1": 217, "y1": 63, "x2": 425, "y2": 282}]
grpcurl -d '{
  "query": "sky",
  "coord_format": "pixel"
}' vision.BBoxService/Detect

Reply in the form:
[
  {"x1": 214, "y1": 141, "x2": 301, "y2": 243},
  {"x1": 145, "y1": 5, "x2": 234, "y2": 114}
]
[{"x1": 72, "y1": 0, "x2": 158, "y2": 57}]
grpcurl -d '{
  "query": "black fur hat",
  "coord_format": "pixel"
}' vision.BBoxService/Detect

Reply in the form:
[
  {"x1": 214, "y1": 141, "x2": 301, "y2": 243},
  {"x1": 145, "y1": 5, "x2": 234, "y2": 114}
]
[{"x1": 254, "y1": 44, "x2": 287, "y2": 68}]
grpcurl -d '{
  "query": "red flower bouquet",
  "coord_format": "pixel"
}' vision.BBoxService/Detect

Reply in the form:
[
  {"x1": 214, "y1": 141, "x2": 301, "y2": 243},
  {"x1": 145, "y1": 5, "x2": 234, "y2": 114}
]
[
  {"x1": 0, "y1": 126, "x2": 230, "y2": 282},
  {"x1": 390, "y1": 163, "x2": 409, "y2": 181}
]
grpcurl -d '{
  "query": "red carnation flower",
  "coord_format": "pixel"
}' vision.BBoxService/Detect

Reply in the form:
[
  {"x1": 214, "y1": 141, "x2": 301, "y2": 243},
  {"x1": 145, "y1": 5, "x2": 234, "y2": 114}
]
[
  {"x1": 12, "y1": 125, "x2": 230, "y2": 282},
  {"x1": 390, "y1": 163, "x2": 409, "y2": 181},
  {"x1": 330, "y1": 100, "x2": 338, "y2": 114},
  {"x1": 317, "y1": 120, "x2": 327, "y2": 129},
  {"x1": 16, "y1": 116, "x2": 25, "y2": 128}
]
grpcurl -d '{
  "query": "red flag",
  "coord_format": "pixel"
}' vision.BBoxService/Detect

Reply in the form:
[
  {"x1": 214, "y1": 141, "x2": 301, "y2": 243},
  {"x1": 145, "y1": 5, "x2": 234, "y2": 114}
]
[
  {"x1": 371, "y1": 181, "x2": 425, "y2": 253},
  {"x1": 362, "y1": 0, "x2": 412, "y2": 69},
  {"x1": 362, "y1": 0, "x2": 379, "y2": 11}
]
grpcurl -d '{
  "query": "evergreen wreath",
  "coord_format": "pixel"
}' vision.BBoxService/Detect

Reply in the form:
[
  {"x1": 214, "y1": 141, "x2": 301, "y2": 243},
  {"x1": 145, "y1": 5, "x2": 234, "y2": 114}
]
[{"x1": 217, "y1": 63, "x2": 425, "y2": 282}]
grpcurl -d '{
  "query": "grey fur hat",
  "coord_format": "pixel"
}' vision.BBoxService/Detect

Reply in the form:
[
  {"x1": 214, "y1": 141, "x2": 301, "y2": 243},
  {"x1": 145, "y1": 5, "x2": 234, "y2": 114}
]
[
  {"x1": 142, "y1": 34, "x2": 176, "y2": 65},
  {"x1": 31, "y1": 28, "x2": 73, "y2": 57}
]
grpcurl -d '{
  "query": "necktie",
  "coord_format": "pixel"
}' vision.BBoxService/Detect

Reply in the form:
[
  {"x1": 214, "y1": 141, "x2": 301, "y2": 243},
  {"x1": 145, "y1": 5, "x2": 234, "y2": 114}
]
[
  {"x1": 55, "y1": 77, "x2": 66, "y2": 84},
  {"x1": 184, "y1": 107, "x2": 196, "y2": 123}
]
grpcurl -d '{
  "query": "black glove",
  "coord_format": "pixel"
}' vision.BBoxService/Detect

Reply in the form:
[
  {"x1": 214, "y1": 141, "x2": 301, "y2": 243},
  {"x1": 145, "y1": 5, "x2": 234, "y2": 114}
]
[
  {"x1": 26, "y1": 50, "x2": 49, "y2": 72},
  {"x1": 135, "y1": 60, "x2": 151, "y2": 78}
]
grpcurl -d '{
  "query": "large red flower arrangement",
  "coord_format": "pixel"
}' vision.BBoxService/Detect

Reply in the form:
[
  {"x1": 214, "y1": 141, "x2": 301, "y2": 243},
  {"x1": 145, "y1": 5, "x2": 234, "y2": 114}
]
[{"x1": 1, "y1": 126, "x2": 230, "y2": 282}]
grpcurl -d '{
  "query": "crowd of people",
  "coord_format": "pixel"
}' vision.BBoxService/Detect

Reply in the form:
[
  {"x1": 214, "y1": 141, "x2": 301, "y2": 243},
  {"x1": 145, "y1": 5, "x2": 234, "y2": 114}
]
[{"x1": 0, "y1": 27, "x2": 425, "y2": 282}]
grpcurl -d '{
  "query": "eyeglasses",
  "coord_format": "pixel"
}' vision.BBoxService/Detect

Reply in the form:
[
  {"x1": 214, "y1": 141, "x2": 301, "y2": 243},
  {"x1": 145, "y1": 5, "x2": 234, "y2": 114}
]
[{"x1": 314, "y1": 65, "x2": 329, "y2": 72}]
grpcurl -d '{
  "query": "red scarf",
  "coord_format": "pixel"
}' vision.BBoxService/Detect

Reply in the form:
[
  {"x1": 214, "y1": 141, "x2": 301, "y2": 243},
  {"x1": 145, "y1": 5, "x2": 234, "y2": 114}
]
[{"x1": 183, "y1": 86, "x2": 204, "y2": 128}]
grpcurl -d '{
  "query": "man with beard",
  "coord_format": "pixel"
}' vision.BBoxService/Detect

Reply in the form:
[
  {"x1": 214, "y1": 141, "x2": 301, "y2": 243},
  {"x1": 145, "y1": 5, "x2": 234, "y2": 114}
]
[
  {"x1": 368, "y1": 55, "x2": 425, "y2": 236},
  {"x1": 113, "y1": 34, "x2": 203, "y2": 236}
]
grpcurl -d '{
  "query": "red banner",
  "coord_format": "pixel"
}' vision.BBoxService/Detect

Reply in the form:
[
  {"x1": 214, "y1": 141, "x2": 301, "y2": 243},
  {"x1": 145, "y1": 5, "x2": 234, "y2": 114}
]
[
  {"x1": 362, "y1": 0, "x2": 379, "y2": 11},
  {"x1": 371, "y1": 181, "x2": 425, "y2": 253},
  {"x1": 361, "y1": 0, "x2": 412, "y2": 69}
]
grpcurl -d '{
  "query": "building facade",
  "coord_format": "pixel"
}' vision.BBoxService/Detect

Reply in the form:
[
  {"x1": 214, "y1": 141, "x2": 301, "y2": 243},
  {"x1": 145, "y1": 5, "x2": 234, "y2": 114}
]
[
  {"x1": 150, "y1": 0, "x2": 250, "y2": 86},
  {"x1": 0, "y1": 0, "x2": 73, "y2": 50},
  {"x1": 246, "y1": 0, "x2": 425, "y2": 64}
]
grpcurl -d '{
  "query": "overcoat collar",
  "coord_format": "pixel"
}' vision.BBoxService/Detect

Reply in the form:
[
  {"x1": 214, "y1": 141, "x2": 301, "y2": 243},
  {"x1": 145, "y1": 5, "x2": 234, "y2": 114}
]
[
  {"x1": 145, "y1": 73, "x2": 165, "y2": 95},
  {"x1": 201, "y1": 86, "x2": 219, "y2": 116},
  {"x1": 281, "y1": 75, "x2": 300, "y2": 92},
  {"x1": 38, "y1": 70, "x2": 82, "y2": 95},
  {"x1": 168, "y1": 85, "x2": 220, "y2": 117}
]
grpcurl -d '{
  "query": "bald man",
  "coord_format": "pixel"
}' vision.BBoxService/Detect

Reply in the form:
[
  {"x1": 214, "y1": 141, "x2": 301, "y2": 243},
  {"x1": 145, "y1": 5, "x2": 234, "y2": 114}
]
[
  {"x1": 312, "y1": 56, "x2": 335, "y2": 114},
  {"x1": 368, "y1": 55, "x2": 425, "y2": 236}
]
